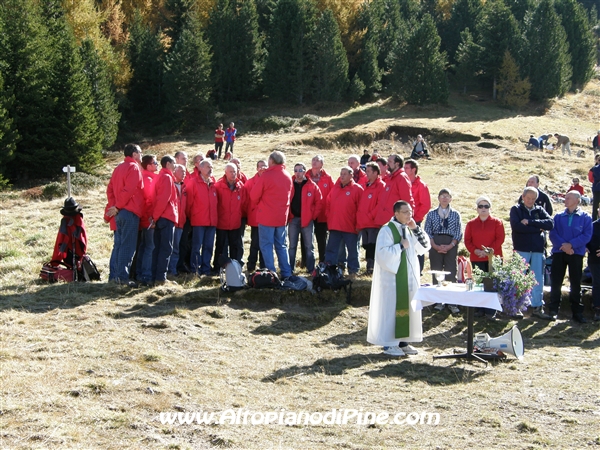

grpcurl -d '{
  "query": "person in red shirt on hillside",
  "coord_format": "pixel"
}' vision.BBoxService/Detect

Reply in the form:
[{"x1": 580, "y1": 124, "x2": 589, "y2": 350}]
[
  {"x1": 308, "y1": 154, "x2": 334, "y2": 263},
  {"x1": 214, "y1": 123, "x2": 225, "y2": 159},
  {"x1": 374, "y1": 154, "x2": 415, "y2": 227},
  {"x1": 464, "y1": 195, "x2": 505, "y2": 319},
  {"x1": 288, "y1": 162, "x2": 323, "y2": 274},
  {"x1": 348, "y1": 154, "x2": 368, "y2": 188},
  {"x1": 135, "y1": 155, "x2": 158, "y2": 285},
  {"x1": 151, "y1": 155, "x2": 179, "y2": 285},
  {"x1": 106, "y1": 143, "x2": 145, "y2": 287},
  {"x1": 404, "y1": 158, "x2": 431, "y2": 274},
  {"x1": 242, "y1": 160, "x2": 267, "y2": 272},
  {"x1": 214, "y1": 163, "x2": 246, "y2": 271},
  {"x1": 325, "y1": 167, "x2": 364, "y2": 278},
  {"x1": 356, "y1": 162, "x2": 386, "y2": 274},
  {"x1": 168, "y1": 164, "x2": 187, "y2": 276},
  {"x1": 567, "y1": 177, "x2": 585, "y2": 196}
]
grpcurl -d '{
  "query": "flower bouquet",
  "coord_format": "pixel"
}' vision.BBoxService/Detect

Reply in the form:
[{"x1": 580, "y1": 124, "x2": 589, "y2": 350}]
[{"x1": 472, "y1": 254, "x2": 537, "y2": 315}]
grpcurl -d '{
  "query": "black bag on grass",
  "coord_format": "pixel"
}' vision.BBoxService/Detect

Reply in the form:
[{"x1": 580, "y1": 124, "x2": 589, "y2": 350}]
[{"x1": 249, "y1": 269, "x2": 282, "y2": 289}]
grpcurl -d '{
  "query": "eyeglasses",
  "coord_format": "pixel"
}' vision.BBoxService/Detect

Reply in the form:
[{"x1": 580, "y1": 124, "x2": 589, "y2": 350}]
[
  {"x1": 477, "y1": 204, "x2": 491, "y2": 209},
  {"x1": 439, "y1": 194, "x2": 451, "y2": 199},
  {"x1": 294, "y1": 169, "x2": 305, "y2": 173},
  {"x1": 151, "y1": 161, "x2": 158, "y2": 165}
]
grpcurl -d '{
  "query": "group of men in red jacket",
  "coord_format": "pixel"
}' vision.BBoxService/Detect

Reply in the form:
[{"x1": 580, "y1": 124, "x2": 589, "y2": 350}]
[{"x1": 106, "y1": 144, "x2": 431, "y2": 285}]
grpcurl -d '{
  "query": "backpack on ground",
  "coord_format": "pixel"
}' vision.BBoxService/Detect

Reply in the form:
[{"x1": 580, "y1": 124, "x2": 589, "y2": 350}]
[
  {"x1": 40, "y1": 261, "x2": 75, "y2": 283},
  {"x1": 281, "y1": 275, "x2": 309, "y2": 291},
  {"x1": 220, "y1": 258, "x2": 246, "y2": 292},
  {"x1": 312, "y1": 263, "x2": 352, "y2": 303},
  {"x1": 249, "y1": 269, "x2": 282, "y2": 289},
  {"x1": 81, "y1": 255, "x2": 101, "y2": 281}
]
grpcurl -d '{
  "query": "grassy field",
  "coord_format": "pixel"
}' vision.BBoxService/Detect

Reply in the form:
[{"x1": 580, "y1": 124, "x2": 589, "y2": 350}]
[{"x1": 1, "y1": 80, "x2": 600, "y2": 449}]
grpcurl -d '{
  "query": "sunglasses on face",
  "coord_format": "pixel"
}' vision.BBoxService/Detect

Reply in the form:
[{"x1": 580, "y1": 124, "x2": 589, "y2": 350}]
[
  {"x1": 478, "y1": 204, "x2": 491, "y2": 209},
  {"x1": 294, "y1": 169, "x2": 305, "y2": 173}
]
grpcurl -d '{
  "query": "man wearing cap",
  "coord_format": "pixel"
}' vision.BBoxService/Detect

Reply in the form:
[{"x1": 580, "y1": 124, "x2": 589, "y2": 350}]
[
  {"x1": 106, "y1": 143, "x2": 145, "y2": 286},
  {"x1": 367, "y1": 200, "x2": 431, "y2": 356}
]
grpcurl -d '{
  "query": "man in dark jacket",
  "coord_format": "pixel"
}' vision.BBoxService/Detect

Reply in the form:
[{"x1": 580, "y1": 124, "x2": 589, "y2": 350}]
[{"x1": 510, "y1": 187, "x2": 554, "y2": 318}]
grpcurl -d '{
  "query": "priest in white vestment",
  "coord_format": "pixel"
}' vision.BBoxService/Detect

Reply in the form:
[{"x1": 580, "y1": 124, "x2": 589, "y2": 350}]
[{"x1": 367, "y1": 200, "x2": 431, "y2": 356}]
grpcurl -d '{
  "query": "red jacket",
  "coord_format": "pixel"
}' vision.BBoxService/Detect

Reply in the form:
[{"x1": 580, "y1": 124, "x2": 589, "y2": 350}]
[
  {"x1": 374, "y1": 168, "x2": 414, "y2": 226},
  {"x1": 410, "y1": 175, "x2": 431, "y2": 224},
  {"x1": 353, "y1": 168, "x2": 368, "y2": 188},
  {"x1": 175, "y1": 182, "x2": 187, "y2": 228},
  {"x1": 153, "y1": 168, "x2": 178, "y2": 224},
  {"x1": 237, "y1": 171, "x2": 248, "y2": 185},
  {"x1": 309, "y1": 169, "x2": 334, "y2": 223},
  {"x1": 215, "y1": 176, "x2": 245, "y2": 230},
  {"x1": 215, "y1": 128, "x2": 224, "y2": 143},
  {"x1": 288, "y1": 178, "x2": 323, "y2": 228},
  {"x1": 242, "y1": 173, "x2": 261, "y2": 227},
  {"x1": 567, "y1": 184, "x2": 584, "y2": 196},
  {"x1": 464, "y1": 216, "x2": 505, "y2": 262},
  {"x1": 140, "y1": 169, "x2": 157, "y2": 228},
  {"x1": 250, "y1": 164, "x2": 293, "y2": 227},
  {"x1": 356, "y1": 177, "x2": 385, "y2": 230},
  {"x1": 108, "y1": 157, "x2": 145, "y2": 218},
  {"x1": 327, "y1": 179, "x2": 363, "y2": 233},
  {"x1": 186, "y1": 169, "x2": 218, "y2": 227}
]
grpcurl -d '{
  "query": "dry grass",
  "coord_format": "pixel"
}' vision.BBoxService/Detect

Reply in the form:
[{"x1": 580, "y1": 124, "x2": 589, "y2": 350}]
[{"x1": 1, "y1": 80, "x2": 600, "y2": 449}]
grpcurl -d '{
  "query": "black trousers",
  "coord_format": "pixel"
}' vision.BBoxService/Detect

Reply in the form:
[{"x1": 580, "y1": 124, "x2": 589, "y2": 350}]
[
  {"x1": 314, "y1": 220, "x2": 328, "y2": 263},
  {"x1": 593, "y1": 191, "x2": 600, "y2": 221},
  {"x1": 429, "y1": 234, "x2": 458, "y2": 283},
  {"x1": 247, "y1": 226, "x2": 264, "y2": 271},
  {"x1": 548, "y1": 252, "x2": 584, "y2": 315},
  {"x1": 214, "y1": 228, "x2": 243, "y2": 270},
  {"x1": 177, "y1": 218, "x2": 192, "y2": 272}
]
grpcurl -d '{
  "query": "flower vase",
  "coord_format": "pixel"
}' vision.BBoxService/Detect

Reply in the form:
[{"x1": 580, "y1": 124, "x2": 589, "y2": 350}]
[{"x1": 482, "y1": 277, "x2": 497, "y2": 292}]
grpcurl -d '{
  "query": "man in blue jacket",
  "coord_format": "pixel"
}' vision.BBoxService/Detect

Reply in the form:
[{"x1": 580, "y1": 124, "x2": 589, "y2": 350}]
[
  {"x1": 546, "y1": 191, "x2": 593, "y2": 323},
  {"x1": 510, "y1": 187, "x2": 554, "y2": 318}
]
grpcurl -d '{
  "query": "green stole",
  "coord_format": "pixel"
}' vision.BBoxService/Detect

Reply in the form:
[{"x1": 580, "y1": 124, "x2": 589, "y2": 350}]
[{"x1": 387, "y1": 221, "x2": 410, "y2": 338}]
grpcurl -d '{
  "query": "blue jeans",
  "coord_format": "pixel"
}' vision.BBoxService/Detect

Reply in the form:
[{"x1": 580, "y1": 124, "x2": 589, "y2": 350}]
[
  {"x1": 517, "y1": 251, "x2": 545, "y2": 307},
  {"x1": 258, "y1": 224, "x2": 292, "y2": 278},
  {"x1": 288, "y1": 218, "x2": 315, "y2": 272},
  {"x1": 152, "y1": 217, "x2": 175, "y2": 282},
  {"x1": 111, "y1": 209, "x2": 140, "y2": 282},
  {"x1": 136, "y1": 228, "x2": 154, "y2": 283},
  {"x1": 168, "y1": 227, "x2": 183, "y2": 274},
  {"x1": 325, "y1": 230, "x2": 359, "y2": 274},
  {"x1": 191, "y1": 226, "x2": 216, "y2": 275}
]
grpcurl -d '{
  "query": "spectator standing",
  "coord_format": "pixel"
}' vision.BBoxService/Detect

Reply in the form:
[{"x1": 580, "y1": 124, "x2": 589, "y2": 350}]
[
  {"x1": 517, "y1": 175, "x2": 553, "y2": 216},
  {"x1": 374, "y1": 154, "x2": 414, "y2": 226},
  {"x1": 288, "y1": 163, "x2": 322, "y2": 274},
  {"x1": 168, "y1": 164, "x2": 187, "y2": 276},
  {"x1": 308, "y1": 155, "x2": 334, "y2": 263},
  {"x1": 585, "y1": 211, "x2": 600, "y2": 321},
  {"x1": 325, "y1": 167, "x2": 364, "y2": 278},
  {"x1": 546, "y1": 191, "x2": 593, "y2": 322},
  {"x1": 225, "y1": 122, "x2": 237, "y2": 155},
  {"x1": 588, "y1": 153, "x2": 600, "y2": 221},
  {"x1": 151, "y1": 156, "x2": 178, "y2": 285},
  {"x1": 250, "y1": 151, "x2": 294, "y2": 279},
  {"x1": 215, "y1": 123, "x2": 225, "y2": 159},
  {"x1": 356, "y1": 162, "x2": 386, "y2": 274},
  {"x1": 135, "y1": 155, "x2": 158, "y2": 285},
  {"x1": 593, "y1": 130, "x2": 600, "y2": 153},
  {"x1": 404, "y1": 158, "x2": 431, "y2": 274},
  {"x1": 106, "y1": 144, "x2": 145, "y2": 286},
  {"x1": 348, "y1": 154, "x2": 368, "y2": 187},
  {"x1": 214, "y1": 163, "x2": 246, "y2": 271},
  {"x1": 360, "y1": 149, "x2": 371, "y2": 166},
  {"x1": 242, "y1": 160, "x2": 267, "y2": 272}
]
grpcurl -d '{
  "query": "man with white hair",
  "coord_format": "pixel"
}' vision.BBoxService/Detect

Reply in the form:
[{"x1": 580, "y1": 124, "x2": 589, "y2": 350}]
[
  {"x1": 348, "y1": 154, "x2": 367, "y2": 188},
  {"x1": 546, "y1": 191, "x2": 593, "y2": 322},
  {"x1": 510, "y1": 186, "x2": 554, "y2": 319}
]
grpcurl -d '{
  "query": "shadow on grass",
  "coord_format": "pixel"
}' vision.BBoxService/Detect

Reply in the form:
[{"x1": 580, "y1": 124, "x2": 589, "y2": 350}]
[{"x1": 262, "y1": 353, "x2": 486, "y2": 385}]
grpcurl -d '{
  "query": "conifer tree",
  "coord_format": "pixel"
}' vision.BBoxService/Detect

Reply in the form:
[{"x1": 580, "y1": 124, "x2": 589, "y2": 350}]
[
  {"x1": 264, "y1": 0, "x2": 317, "y2": 104},
  {"x1": 440, "y1": 0, "x2": 483, "y2": 64},
  {"x1": 80, "y1": 39, "x2": 120, "y2": 149},
  {"x1": 497, "y1": 50, "x2": 531, "y2": 108},
  {"x1": 41, "y1": 0, "x2": 103, "y2": 173},
  {"x1": 555, "y1": 0, "x2": 596, "y2": 89},
  {"x1": 163, "y1": 13, "x2": 212, "y2": 129},
  {"x1": 454, "y1": 28, "x2": 482, "y2": 94},
  {"x1": 502, "y1": 0, "x2": 533, "y2": 22},
  {"x1": 127, "y1": 10, "x2": 165, "y2": 121},
  {"x1": 524, "y1": 0, "x2": 571, "y2": 100},
  {"x1": 388, "y1": 14, "x2": 449, "y2": 105},
  {"x1": 164, "y1": 0, "x2": 197, "y2": 48},
  {"x1": 0, "y1": 70, "x2": 19, "y2": 184},
  {"x1": 355, "y1": 4, "x2": 382, "y2": 97},
  {"x1": 477, "y1": 0, "x2": 520, "y2": 99},
  {"x1": 310, "y1": 9, "x2": 349, "y2": 101}
]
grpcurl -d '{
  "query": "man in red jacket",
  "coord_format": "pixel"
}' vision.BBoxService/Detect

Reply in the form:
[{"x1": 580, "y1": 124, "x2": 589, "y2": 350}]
[
  {"x1": 308, "y1": 154, "x2": 334, "y2": 263},
  {"x1": 348, "y1": 154, "x2": 368, "y2": 188},
  {"x1": 242, "y1": 160, "x2": 267, "y2": 272},
  {"x1": 404, "y1": 158, "x2": 431, "y2": 274},
  {"x1": 250, "y1": 151, "x2": 294, "y2": 278},
  {"x1": 106, "y1": 143, "x2": 145, "y2": 286},
  {"x1": 151, "y1": 155, "x2": 179, "y2": 285},
  {"x1": 186, "y1": 159, "x2": 218, "y2": 276},
  {"x1": 357, "y1": 162, "x2": 385, "y2": 274},
  {"x1": 214, "y1": 163, "x2": 246, "y2": 271},
  {"x1": 374, "y1": 154, "x2": 415, "y2": 226},
  {"x1": 325, "y1": 167, "x2": 364, "y2": 278},
  {"x1": 288, "y1": 162, "x2": 323, "y2": 274},
  {"x1": 135, "y1": 154, "x2": 158, "y2": 285},
  {"x1": 168, "y1": 164, "x2": 187, "y2": 276}
]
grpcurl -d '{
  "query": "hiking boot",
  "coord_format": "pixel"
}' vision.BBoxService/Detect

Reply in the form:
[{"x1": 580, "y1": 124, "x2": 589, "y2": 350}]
[
  {"x1": 434, "y1": 303, "x2": 445, "y2": 311},
  {"x1": 530, "y1": 306, "x2": 552, "y2": 320},
  {"x1": 448, "y1": 305, "x2": 460, "y2": 315},
  {"x1": 399, "y1": 344, "x2": 418, "y2": 355},
  {"x1": 383, "y1": 346, "x2": 405, "y2": 356}
]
